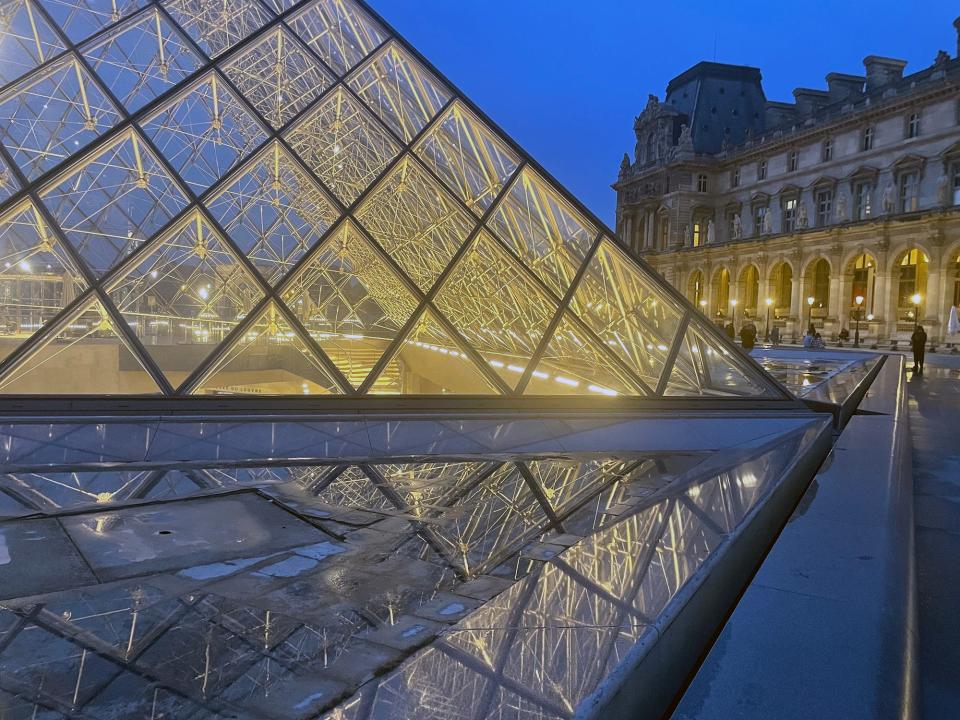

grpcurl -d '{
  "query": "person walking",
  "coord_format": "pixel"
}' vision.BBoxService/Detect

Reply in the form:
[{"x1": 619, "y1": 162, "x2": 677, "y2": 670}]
[
  {"x1": 740, "y1": 323, "x2": 757, "y2": 351},
  {"x1": 911, "y1": 325, "x2": 928, "y2": 374}
]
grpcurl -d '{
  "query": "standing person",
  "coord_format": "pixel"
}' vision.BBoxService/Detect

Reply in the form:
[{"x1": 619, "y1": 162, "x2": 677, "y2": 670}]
[
  {"x1": 725, "y1": 322, "x2": 735, "y2": 339},
  {"x1": 911, "y1": 325, "x2": 928, "y2": 374},
  {"x1": 740, "y1": 323, "x2": 757, "y2": 351},
  {"x1": 770, "y1": 325, "x2": 781, "y2": 347}
]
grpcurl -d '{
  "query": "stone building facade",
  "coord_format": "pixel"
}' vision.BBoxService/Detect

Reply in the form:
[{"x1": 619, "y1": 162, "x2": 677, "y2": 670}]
[{"x1": 615, "y1": 18, "x2": 960, "y2": 343}]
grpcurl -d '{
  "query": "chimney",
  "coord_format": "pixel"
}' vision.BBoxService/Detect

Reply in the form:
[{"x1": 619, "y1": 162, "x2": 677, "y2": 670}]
[
  {"x1": 826, "y1": 73, "x2": 865, "y2": 102},
  {"x1": 793, "y1": 88, "x2": 830, "y2": 117},
  {"x1": 863, "y1": 56, "x2": 907, "y2": 92}
]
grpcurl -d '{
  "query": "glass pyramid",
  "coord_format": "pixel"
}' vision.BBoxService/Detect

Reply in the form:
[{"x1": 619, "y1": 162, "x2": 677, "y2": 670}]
[{"x1": 0, "y1": 0, "x2": 784, "y2": 400}]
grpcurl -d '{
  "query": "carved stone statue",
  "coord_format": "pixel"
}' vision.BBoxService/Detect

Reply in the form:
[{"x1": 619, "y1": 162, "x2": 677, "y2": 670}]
[
  {"x1": 882, "y1": 182, "x2": 896, "y2": 214},
  {"x1": 937, "y1": 172, "x2": 951, "y2": 206},
  {"x1": 707, "y1": 219, "x2": 716, "y2": 244},
  {"x1": 762, "y1": 210, "x2": 773, "y2": 235},
  {"x1": 836, "y1": 192, "x2": 848, "y2": 222},
  {"x1": 796, "y1": 202, "x2": 809, "y2": 230},
  {"x1": 677, "y1": 124, "x2": 694, "y2": 153},
  {"x1": 620, "y1": 153, "x2": 631, "y2": 177},
  {"x1": 732, "y1": 213, "x2": 743, "y2": 240}
]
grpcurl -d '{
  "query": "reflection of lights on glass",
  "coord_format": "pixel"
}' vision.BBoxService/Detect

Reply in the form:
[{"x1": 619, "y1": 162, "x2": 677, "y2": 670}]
[
  {"x1": 506, "y1": 364, "x2": 524, "y2": 374},
  {"x1": 555, "y1": 376, "x2": 579, "y2": 387},
  {"x1": 198, "y1": 287, "x2": 209, "y2": 299},
  {"x1": 531, "y1": 370, "x2": 548, "y2": 379},
  {"x1": 588, "y1": 384, "x2": 617, "y2": 396},
  {"x1": 150, "y1": 270, "x2": 158, "y2": 279},
  {"x1": 18, "y1": 261, "x2": 30, "y2": 272},
  {"x1": 488, "y1": 360, "x2": 504, "y2": 368}
]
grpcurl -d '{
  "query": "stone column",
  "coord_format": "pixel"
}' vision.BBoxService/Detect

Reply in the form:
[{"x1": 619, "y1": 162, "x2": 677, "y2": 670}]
[{"x1": 874, "y1": 271, "x2": 894, "y2": 339}]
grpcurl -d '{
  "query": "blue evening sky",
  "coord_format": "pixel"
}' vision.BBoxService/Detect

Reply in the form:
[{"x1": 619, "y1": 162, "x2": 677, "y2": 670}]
[{"x1": 371, "y1": 1, "x2": 959, "y2": 226}]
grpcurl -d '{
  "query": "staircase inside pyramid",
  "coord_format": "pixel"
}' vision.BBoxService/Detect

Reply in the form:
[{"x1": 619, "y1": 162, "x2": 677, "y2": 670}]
[{"x1": 0, "y1": 0, "x2": 784, "y2": 399}]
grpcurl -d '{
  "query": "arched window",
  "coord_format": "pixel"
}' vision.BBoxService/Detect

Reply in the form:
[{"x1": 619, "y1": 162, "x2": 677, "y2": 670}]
[
  {"x1": 715, "y1": 268, "x2": 731, "y2": 318},
  {"x1": 688, "y1": 271, "x2": 705, "y2": 308},
  {"x1": 807, "y1": 259, "x2": 830, "y2": 310},
  {"x1": 952, "y1": 253, "x2": 960, "y2": 308},
  {"x1": 850, "y1": 253, "x2": 876, "y2": 313},
  {"x1": 897, "y1": 248, "x2": 929, "y2": 311},
  {"x1": 770, "y1": 263, "x2": 793, "y2": 314},
  {"x1": 741, "y1": 266, "x2": 760, "y2": 318}
]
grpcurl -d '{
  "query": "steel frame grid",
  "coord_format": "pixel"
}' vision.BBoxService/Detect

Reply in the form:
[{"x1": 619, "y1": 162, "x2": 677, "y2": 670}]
[{"x1": 0, "y1": 0, "x2": 792, "y2": 404}]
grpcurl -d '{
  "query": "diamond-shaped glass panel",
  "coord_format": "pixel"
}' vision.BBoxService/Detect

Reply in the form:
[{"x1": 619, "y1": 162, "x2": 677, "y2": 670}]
[
  {"x1": 0, "y1": 55, "x2": 121, "y2": 181},
  {"x1": 488, "y1": 167, "x2": 596, "y2": 299},
  {"x1": 222, "y1": 26, "x2": 333, "y2": 130},
  {"x1": 40, "y1": 129, "x2": 190, "y2": 278},
  {"x1": 206, "y1": 142, "x2": 339, "y2": 287},
  {"x1": 526, "y1": 315, "x2": 643, "y2": 397},
  {"x1": 0, "y1": 0, "x2": 66, "y2": 86},
  {"x1": 281, "y1": 221, "x2": 419, "y2": 389},
  {"x1": 313, "y1": 465, "x2": 393, "y2": 511},
  {"x1": 40, "y1": 0, "x2": 146, "y2": 43},
  {"x1": 356, "y1": 155, "x2": 475, "y2": 294},
  {"x1": 570, "y1": 238, "x2": 685, "y2": 390},
  {"x1": 143, "y1": 72, "x2": 267, "y2": 194},
  {"x1": 162, "y1": 0, "x2": 273, "y2": 59},
  {"x1": 348, "y1": 40, "x2": 451, "y2": 142},
  {"x1": 671, "y1": 323, "x2": 773, "y2": 397},
  {"x1": 288, "y1": 0, "x2": 386, "y2": 77},
  {"x1": 193, "y1": 301, "x2": 341, "y2": 395},
  {"x1": 415, "y1": 101, "x2": 520, "y2": 216},
  {"x1": 262, "y1": 0, "x2": 299, "y2": 12},
  {"x1": 0, "y1": 200, "x2": 87, "y2": 362},
  {"x1": 369, "y1": 308, "x2": 499, "y2": 395},
  {"x1": 433, "y1": 231, "x2": 558, "y2": 389},
  {"x1": 285, "y1": 86, "x2": 400, "y2": 206},
  {"x1": 526, "y1": 458, "x2": 630, "y2": 517},
  {"x1": 107, "y1": 211, "x2": 265, "y2": 386},
  {"x1": 82, "y1": 7, "x2": 203, "y2": 113},
  {"x1": 0, "y1": 295, "x2": 160, "y2": 394}
]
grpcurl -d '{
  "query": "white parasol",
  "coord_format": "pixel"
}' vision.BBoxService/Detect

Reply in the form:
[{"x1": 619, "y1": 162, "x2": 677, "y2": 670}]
[{"x1": 949, "y1": 306, "x2": 960, "y2": 336}]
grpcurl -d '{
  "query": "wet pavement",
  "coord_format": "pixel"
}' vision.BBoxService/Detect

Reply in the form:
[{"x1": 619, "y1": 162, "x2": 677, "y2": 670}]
[{"x1": 907, "y1": 364, "x2": 960, "y2": 718}]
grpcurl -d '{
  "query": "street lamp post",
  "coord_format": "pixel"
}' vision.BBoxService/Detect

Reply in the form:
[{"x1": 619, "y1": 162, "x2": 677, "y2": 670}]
[
  {"x1": 699, "y1": 299, "x2": 707, "y2": 314},
  {"x1": 731, "y1": 299, "x2": 738, "y2": 332},
  {"x1": 911, "y1": 293, "x2": 922, "y2": 331},
  {"x1": 765, "y1": 298, "x2": 773, "y2": 342},
  {"x1": 854, "y1": 295, "x2": 864, "y2": 348},
  {"x1": 806, "y1": 296, "x2": 815, "y2": 332}
]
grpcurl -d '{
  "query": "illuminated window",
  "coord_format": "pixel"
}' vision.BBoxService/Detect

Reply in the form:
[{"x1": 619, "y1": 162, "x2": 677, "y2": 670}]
[{"x1": 782, "y1": 197, "x2": 797, "y2": 233}]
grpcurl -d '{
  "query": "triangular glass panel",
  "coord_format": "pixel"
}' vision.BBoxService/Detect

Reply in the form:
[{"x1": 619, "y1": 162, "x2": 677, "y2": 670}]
[
  {"x1": 663, "y1": 324, "x2": 708, "y2": 396},
  {"x1": 3, "y1": 469, "x2": 153, "y2": 511},
  {"x1": 280, "y1": 221, "x2": 419, "y2": 389},
  {"x1": 205, "y1": 142, "x2": 340, "y2": 287},
  {"x1": 263, "y1": 0, "x2": 299, "y2": 12},
  {"x1": 414, "y1": 100, "x2": 520, "y2": 216},
  {"x1": 40, "y1": 128, "x2": 190, "y2": 278},
  {"x1": 0, "y1": 156, "x2": 20, "y2": 205},
  {"x1": 355, "y1": 155, "x2": 475, "y2": 294},
  {"x1": 369, "y1": 308, "x2": 499, "y2": 395},
  {"x1": 39, "y1": 0, "x2": 146, "y2": 43},
  {"x1": 673, "y1": 323, "x2": 775, "y2": 397},
  {"x1": 222, "y1": 26, "x2": 334, "y2": 131},
  {"x1": 82, "y1": 7, "x2": 204, "y2": 113},
  {"x1": 313, "y1": 465, "x2": 394, "y2": 512},
  {"x1": 428, "y1": 462, "x2": 549, "y2": 576},
  {"x1": 570, "y1": 238, "x2": 686, "y2": 390},
  {"x1": 284, "y1": 85, "x2": 401, "y2": 206},
  {"x1": 0, "y1": 295, "x2": 160, "y2": 394},
  {"x1": 192, "y1": 301, "x2": 342, "y2": 396},
  {"x1": 525, "y1": 314, "x2": 644, "y2": 397},
  {"x1": 107, "y1": 210, "x2": 265, "y2": 387},
  {"x1": 288, "y1": 0, "x2": 387, "y2": 77},
  {"x1": 0, "y1": 55, "x2": 121, "y2": 180},
  {"x1": 143, "y1": 72, "x2": 268, "y2": 194},
  {"x1": 0, "y1": 0, "x2": 66, "y2": 86},
  {"x1": 525, "y1": 458, "x2": 631, "y2": 516},
  {"x1": 348, "y1": 40, "x2": 451, "y2": 142},
  {"x1": 488, "y1": 167, "x2": 596, "y2": 298},
  {"x1": 0, "y1": 200, "x2": 88, "y2": 363},
  {"x1": 432, "y1": 231, "x2": 558, "y2": 389},
  {"x1": 163, "y1": 0, "x2": 273, "y2": 59},
  {"x1": 373, "y1": 461, "x2": 485, "y2": 517}
]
